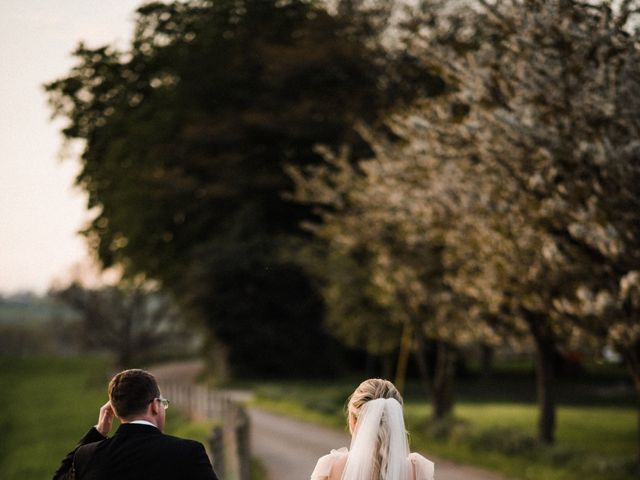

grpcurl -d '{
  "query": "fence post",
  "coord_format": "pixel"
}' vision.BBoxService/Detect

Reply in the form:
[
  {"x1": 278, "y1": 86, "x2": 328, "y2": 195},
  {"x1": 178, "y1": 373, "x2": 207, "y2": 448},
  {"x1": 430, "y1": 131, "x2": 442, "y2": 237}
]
[
  {"x1": 237, "y1": 406, "x2": 251, "y2": 480},
  {"x1": 162, "y1": 382, "x2": 251, "y2": 480},
  {"x1": 209, "y1": 426, "x2": 225, "y2": 476}
]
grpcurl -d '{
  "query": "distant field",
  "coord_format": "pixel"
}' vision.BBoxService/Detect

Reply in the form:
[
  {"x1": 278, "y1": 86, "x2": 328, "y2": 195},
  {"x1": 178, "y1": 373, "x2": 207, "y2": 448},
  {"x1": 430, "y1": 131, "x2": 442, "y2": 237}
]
[
  {"x1": 0, "y1": 356, "x2": 212, "y2": 480},
  {"x1": 0, "y1": 297, "x2": 78, "y2": 325}
]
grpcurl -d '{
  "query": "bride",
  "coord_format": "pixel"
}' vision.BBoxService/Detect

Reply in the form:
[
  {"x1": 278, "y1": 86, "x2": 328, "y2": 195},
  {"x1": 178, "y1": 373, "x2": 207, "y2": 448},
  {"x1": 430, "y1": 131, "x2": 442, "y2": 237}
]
[{"x1": 310, "y1": 378, "x2": 435, "y2": 480}]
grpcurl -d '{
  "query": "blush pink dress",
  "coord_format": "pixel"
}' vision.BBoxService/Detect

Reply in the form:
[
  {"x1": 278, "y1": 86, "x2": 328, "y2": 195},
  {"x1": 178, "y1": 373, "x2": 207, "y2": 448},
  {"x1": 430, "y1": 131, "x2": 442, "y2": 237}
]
[{"x1": 310, "y1": 447, "x2": 435, "y2": 480}]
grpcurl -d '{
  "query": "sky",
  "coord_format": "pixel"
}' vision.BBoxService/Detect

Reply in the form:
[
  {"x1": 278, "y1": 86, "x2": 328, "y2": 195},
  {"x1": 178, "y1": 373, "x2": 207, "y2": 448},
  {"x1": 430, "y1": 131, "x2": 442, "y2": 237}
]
[{"x1": 0, "y1": 1, "x2": 142, "y2": 294}]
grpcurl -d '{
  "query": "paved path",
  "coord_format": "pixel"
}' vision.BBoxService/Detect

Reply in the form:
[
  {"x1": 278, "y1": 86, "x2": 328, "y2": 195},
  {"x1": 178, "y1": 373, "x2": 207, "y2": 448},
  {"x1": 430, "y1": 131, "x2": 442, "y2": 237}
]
[
  {"x1": 150, "y1": 361, "x2": 510, "y2": 480},
  {"x1": 249, "y1": 408, "x2": 348, "y2": 480}
]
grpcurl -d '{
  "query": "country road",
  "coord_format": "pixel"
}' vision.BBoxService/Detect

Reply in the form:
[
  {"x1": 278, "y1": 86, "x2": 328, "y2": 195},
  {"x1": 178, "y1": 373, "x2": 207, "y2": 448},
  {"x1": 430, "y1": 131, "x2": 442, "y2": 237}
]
[
  {"x1": 150, "y1": 361, "x2": 510, "y2": 480},
  {"x1": 249, "y1": 408, "x2": 348, "y2": 480}
]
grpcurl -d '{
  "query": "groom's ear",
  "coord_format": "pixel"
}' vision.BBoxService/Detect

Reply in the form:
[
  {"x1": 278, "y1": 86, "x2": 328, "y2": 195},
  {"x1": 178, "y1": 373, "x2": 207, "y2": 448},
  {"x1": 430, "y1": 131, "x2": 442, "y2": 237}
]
[{"x1": 149, "y1": 398, "x2": 160, "y2": 415}]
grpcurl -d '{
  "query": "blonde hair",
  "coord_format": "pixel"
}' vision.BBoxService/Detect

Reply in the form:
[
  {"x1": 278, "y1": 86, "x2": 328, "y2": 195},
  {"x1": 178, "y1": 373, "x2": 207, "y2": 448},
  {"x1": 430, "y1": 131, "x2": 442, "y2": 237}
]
[{"x1": 346, "y1": 379, "x2": 404, "y2": 480}]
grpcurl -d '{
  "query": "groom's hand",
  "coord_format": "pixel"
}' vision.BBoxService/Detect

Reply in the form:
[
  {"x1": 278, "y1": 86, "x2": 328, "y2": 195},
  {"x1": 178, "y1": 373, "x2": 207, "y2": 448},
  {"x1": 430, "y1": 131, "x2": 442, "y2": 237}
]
[{"x1": 96, "y1": 401, "x2": 115, "y2": 437}]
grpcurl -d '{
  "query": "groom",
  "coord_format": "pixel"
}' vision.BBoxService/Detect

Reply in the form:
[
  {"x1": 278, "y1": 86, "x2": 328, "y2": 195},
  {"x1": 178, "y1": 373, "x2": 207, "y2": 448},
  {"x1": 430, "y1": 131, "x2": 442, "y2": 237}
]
[{"x1": 53, "y1": 369, "x2": 219, "y2": 480}]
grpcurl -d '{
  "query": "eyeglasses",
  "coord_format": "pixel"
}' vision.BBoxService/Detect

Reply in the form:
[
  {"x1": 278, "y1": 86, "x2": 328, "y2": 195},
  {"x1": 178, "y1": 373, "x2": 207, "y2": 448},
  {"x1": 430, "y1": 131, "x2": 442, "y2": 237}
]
[{"x1": 153, "y1": 396, "x2": 170, "y2": 410}]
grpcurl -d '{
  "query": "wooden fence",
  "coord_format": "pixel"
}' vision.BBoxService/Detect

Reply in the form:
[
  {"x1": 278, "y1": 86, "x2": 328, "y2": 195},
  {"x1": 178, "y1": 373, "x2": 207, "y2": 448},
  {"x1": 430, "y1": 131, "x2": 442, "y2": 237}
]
[{"x1": 162, "y1": 383, "x2": 251, "y2": 480}]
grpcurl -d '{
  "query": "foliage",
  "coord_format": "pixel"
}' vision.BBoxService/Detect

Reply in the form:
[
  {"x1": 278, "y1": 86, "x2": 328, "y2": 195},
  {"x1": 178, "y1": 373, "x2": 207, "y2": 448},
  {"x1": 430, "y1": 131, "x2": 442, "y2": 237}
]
[
  {"x1": 402, "y1": 0, "x2": 640, "y2": 376},
  {"x1": 290, "y1": 0, "x2": 640, "y2": 445},
  {"x1": 294, "y1": 241, "x2": 404, "y2": 355},
  {"x1": 401, "y1": 0, "x2": 640, "y2": 443},
  {"x1": 44, "y1": 0, "x2": 426, "y2": 376}
]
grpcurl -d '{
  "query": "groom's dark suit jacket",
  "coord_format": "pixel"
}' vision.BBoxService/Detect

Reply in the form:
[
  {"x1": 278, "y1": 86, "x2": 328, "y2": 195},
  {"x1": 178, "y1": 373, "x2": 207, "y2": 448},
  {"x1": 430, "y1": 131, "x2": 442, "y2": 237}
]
[{"x1": 53, "y1": 423, "x2": 219, "y2": 480}]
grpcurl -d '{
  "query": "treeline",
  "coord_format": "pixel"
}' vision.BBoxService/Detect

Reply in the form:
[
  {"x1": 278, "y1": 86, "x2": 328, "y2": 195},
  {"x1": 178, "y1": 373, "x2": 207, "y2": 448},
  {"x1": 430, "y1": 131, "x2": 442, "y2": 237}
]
[
  {"x1": 0, "y1": 293, "x2": 80, "y2": 356},
  {"x1": 45, "y1": 0, "x2": 639, "y2": 455}
]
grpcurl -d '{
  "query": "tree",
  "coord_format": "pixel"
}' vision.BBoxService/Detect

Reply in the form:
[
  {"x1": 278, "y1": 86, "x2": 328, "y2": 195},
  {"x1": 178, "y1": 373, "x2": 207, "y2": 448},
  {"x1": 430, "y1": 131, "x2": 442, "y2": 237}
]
[
  {"x1": 293, "y1": 237, "x2": 411, "y2": 379},
  {"x1": 53, "y1": 282, "x2": 195, "y2": 369},
  {"x1": 289, "y1": 137, "x2": 502, "y2": 420},
  {"x1": 45, "y1": 0, "x2": 420, "y2": 376},
  {"x1": 291, "y1": 0, "x2": 640, "y2": 451},
  {"x1": 397, "y1": 0, "x2": 640, "y2": 446}
]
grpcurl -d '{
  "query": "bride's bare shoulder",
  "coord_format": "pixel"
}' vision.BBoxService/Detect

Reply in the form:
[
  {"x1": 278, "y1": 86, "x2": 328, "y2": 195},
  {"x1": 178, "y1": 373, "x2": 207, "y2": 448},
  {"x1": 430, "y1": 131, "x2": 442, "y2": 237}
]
[
  {"x1": 311, "y1": 448, "x2": 348, "y2": 480},
  {"x1": 409, "y1": 452, "x2": 435, "y2": 480}
]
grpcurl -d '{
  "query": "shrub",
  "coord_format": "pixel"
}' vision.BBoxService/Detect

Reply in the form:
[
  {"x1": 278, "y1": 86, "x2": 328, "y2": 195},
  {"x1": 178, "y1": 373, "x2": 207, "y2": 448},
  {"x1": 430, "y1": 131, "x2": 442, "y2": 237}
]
[{"x1": 469, "y1": 427, "x2": 537, "y2": 454}]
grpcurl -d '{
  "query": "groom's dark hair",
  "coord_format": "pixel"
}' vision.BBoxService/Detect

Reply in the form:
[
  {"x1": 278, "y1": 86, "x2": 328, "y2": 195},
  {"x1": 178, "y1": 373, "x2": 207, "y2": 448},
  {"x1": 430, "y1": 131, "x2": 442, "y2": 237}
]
[{"x1": 108, "y1": 369, "x2": 160, "y2": 418}]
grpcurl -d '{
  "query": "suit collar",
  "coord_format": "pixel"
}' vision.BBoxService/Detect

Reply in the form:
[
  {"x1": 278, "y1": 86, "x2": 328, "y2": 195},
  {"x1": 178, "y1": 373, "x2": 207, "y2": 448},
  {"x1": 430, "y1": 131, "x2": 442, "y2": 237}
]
[{"x1": 116, "y1": 423, "x2": 162, "y2": 435}]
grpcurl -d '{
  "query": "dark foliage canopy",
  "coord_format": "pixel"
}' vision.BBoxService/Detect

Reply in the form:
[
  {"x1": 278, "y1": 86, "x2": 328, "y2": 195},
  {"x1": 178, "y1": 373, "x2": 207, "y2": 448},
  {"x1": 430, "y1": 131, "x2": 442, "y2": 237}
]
[{"x1": 45, "y1": 0, "x2": 429, "y2": 375}]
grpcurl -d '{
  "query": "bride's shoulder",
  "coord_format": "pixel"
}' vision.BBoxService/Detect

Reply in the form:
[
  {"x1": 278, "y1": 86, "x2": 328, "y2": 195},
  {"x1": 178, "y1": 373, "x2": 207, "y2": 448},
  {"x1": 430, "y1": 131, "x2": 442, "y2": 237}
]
[
  {"x1": 408, "y1": 452, "x2": 435, "y2": 480},
  {"x1": 311, "y1": 448, "x2": 348, "y2": 479},
  {"x1": 330, "y1": 447, "x2": 349, "y2": 456}
]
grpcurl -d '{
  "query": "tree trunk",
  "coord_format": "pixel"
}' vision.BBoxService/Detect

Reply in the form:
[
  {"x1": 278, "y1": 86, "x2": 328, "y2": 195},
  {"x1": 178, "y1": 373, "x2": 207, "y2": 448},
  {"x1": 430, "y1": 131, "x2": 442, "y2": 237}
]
[
  {"x1": 381, "y1": 354, "x2": 394, "y2": 380},
  {"x1": 534, "y1": 334, "x2": 556, "y2": 444},
  {"x1": 204, "y1": 334, "x2": 230, "y2": 384},
  {"x1": 117, "y1": 349, "x2": 132, "y2": 371},
  {"x1": 432, "y1": 341, "x2": 456, "y2": 420},
  {"x1": 118, "y1": 308, "x2": 134, "y2": 370},
  {"x1": 527, "y1": 315, "x2": 557, "y2": 445},
  {"x1": 481, "y1": 344, "x2": 494, "y2": 379},
  {"x1": 637, "y1": 392, "x2": 640, "y2": 475},
  {"x1": 365, "y1": 352, "x2": 376, "y2": 377},
  {"x1": 621, "y1": 340, "x2": 640, "y2": 469},
  {"x1": 395, "y1": 322, "x2": 413, "y2": 395},
  {"x1": 411, "y1": 323, "x2": 432, "y2": 399}
]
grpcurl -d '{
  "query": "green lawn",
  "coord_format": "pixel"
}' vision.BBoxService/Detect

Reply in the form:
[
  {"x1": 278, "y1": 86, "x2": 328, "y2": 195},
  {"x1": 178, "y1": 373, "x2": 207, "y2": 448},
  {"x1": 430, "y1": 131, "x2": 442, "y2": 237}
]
[
  {"x1": 0, "y1": 356, "x2": 110, "y2": 479},
  {"x1": 0, "y1": 356, "x2": 214, "y2": 480},
  {"x1": 249, "y1": 374, "x2": 638, "y2": 480},
  {"x1": 405, "y1": 402, "x2": 636, "y2": 480}
]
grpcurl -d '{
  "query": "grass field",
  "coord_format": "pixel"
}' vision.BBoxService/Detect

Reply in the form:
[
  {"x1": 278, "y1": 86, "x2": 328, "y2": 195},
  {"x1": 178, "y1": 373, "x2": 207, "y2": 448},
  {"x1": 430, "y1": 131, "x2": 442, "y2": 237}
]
[
  {"x1": 249, "y1": 370, "x2": 638, "y2": 480},
  {"x1": 0, "y1": 355, "x2": 215, "y2": 480}
]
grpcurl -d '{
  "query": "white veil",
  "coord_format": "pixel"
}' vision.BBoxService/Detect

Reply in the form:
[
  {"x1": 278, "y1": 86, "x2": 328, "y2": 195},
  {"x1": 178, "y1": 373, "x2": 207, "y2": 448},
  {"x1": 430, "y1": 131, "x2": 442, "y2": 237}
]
[{"x1": 342, "y1": 398, "x2": 410, "y2": 480}]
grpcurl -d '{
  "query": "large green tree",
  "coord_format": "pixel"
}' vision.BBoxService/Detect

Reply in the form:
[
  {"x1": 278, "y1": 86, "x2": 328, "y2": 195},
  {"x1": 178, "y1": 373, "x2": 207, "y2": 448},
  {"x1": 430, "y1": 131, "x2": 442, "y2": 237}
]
[{"x1": 45, "y1": 0, "x2": 418, "y2": 376}]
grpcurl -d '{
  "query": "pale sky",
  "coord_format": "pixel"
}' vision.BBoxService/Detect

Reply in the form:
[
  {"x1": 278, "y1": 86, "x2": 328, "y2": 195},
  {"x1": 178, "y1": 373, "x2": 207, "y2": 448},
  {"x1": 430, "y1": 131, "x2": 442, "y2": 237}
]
[{"x1": 0, "y1": 1, "x2": 142, "y2": 293}]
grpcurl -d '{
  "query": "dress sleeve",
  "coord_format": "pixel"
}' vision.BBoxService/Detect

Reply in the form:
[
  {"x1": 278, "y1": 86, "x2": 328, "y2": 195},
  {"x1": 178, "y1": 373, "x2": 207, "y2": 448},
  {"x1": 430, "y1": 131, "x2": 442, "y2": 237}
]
[
  {"x1": 409, "y1": 452, "x2": 435, "y2": 480},
  {"x1": 310, "y1": 448, "x2": 348, "y2": 480}
]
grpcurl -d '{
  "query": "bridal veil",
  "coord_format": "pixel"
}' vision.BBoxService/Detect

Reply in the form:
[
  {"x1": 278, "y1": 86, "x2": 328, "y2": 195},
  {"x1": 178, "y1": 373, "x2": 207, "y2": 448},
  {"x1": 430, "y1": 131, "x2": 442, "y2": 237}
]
[{"x1": 341, "y1": 397, "x2": 410, "y2": 480}]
